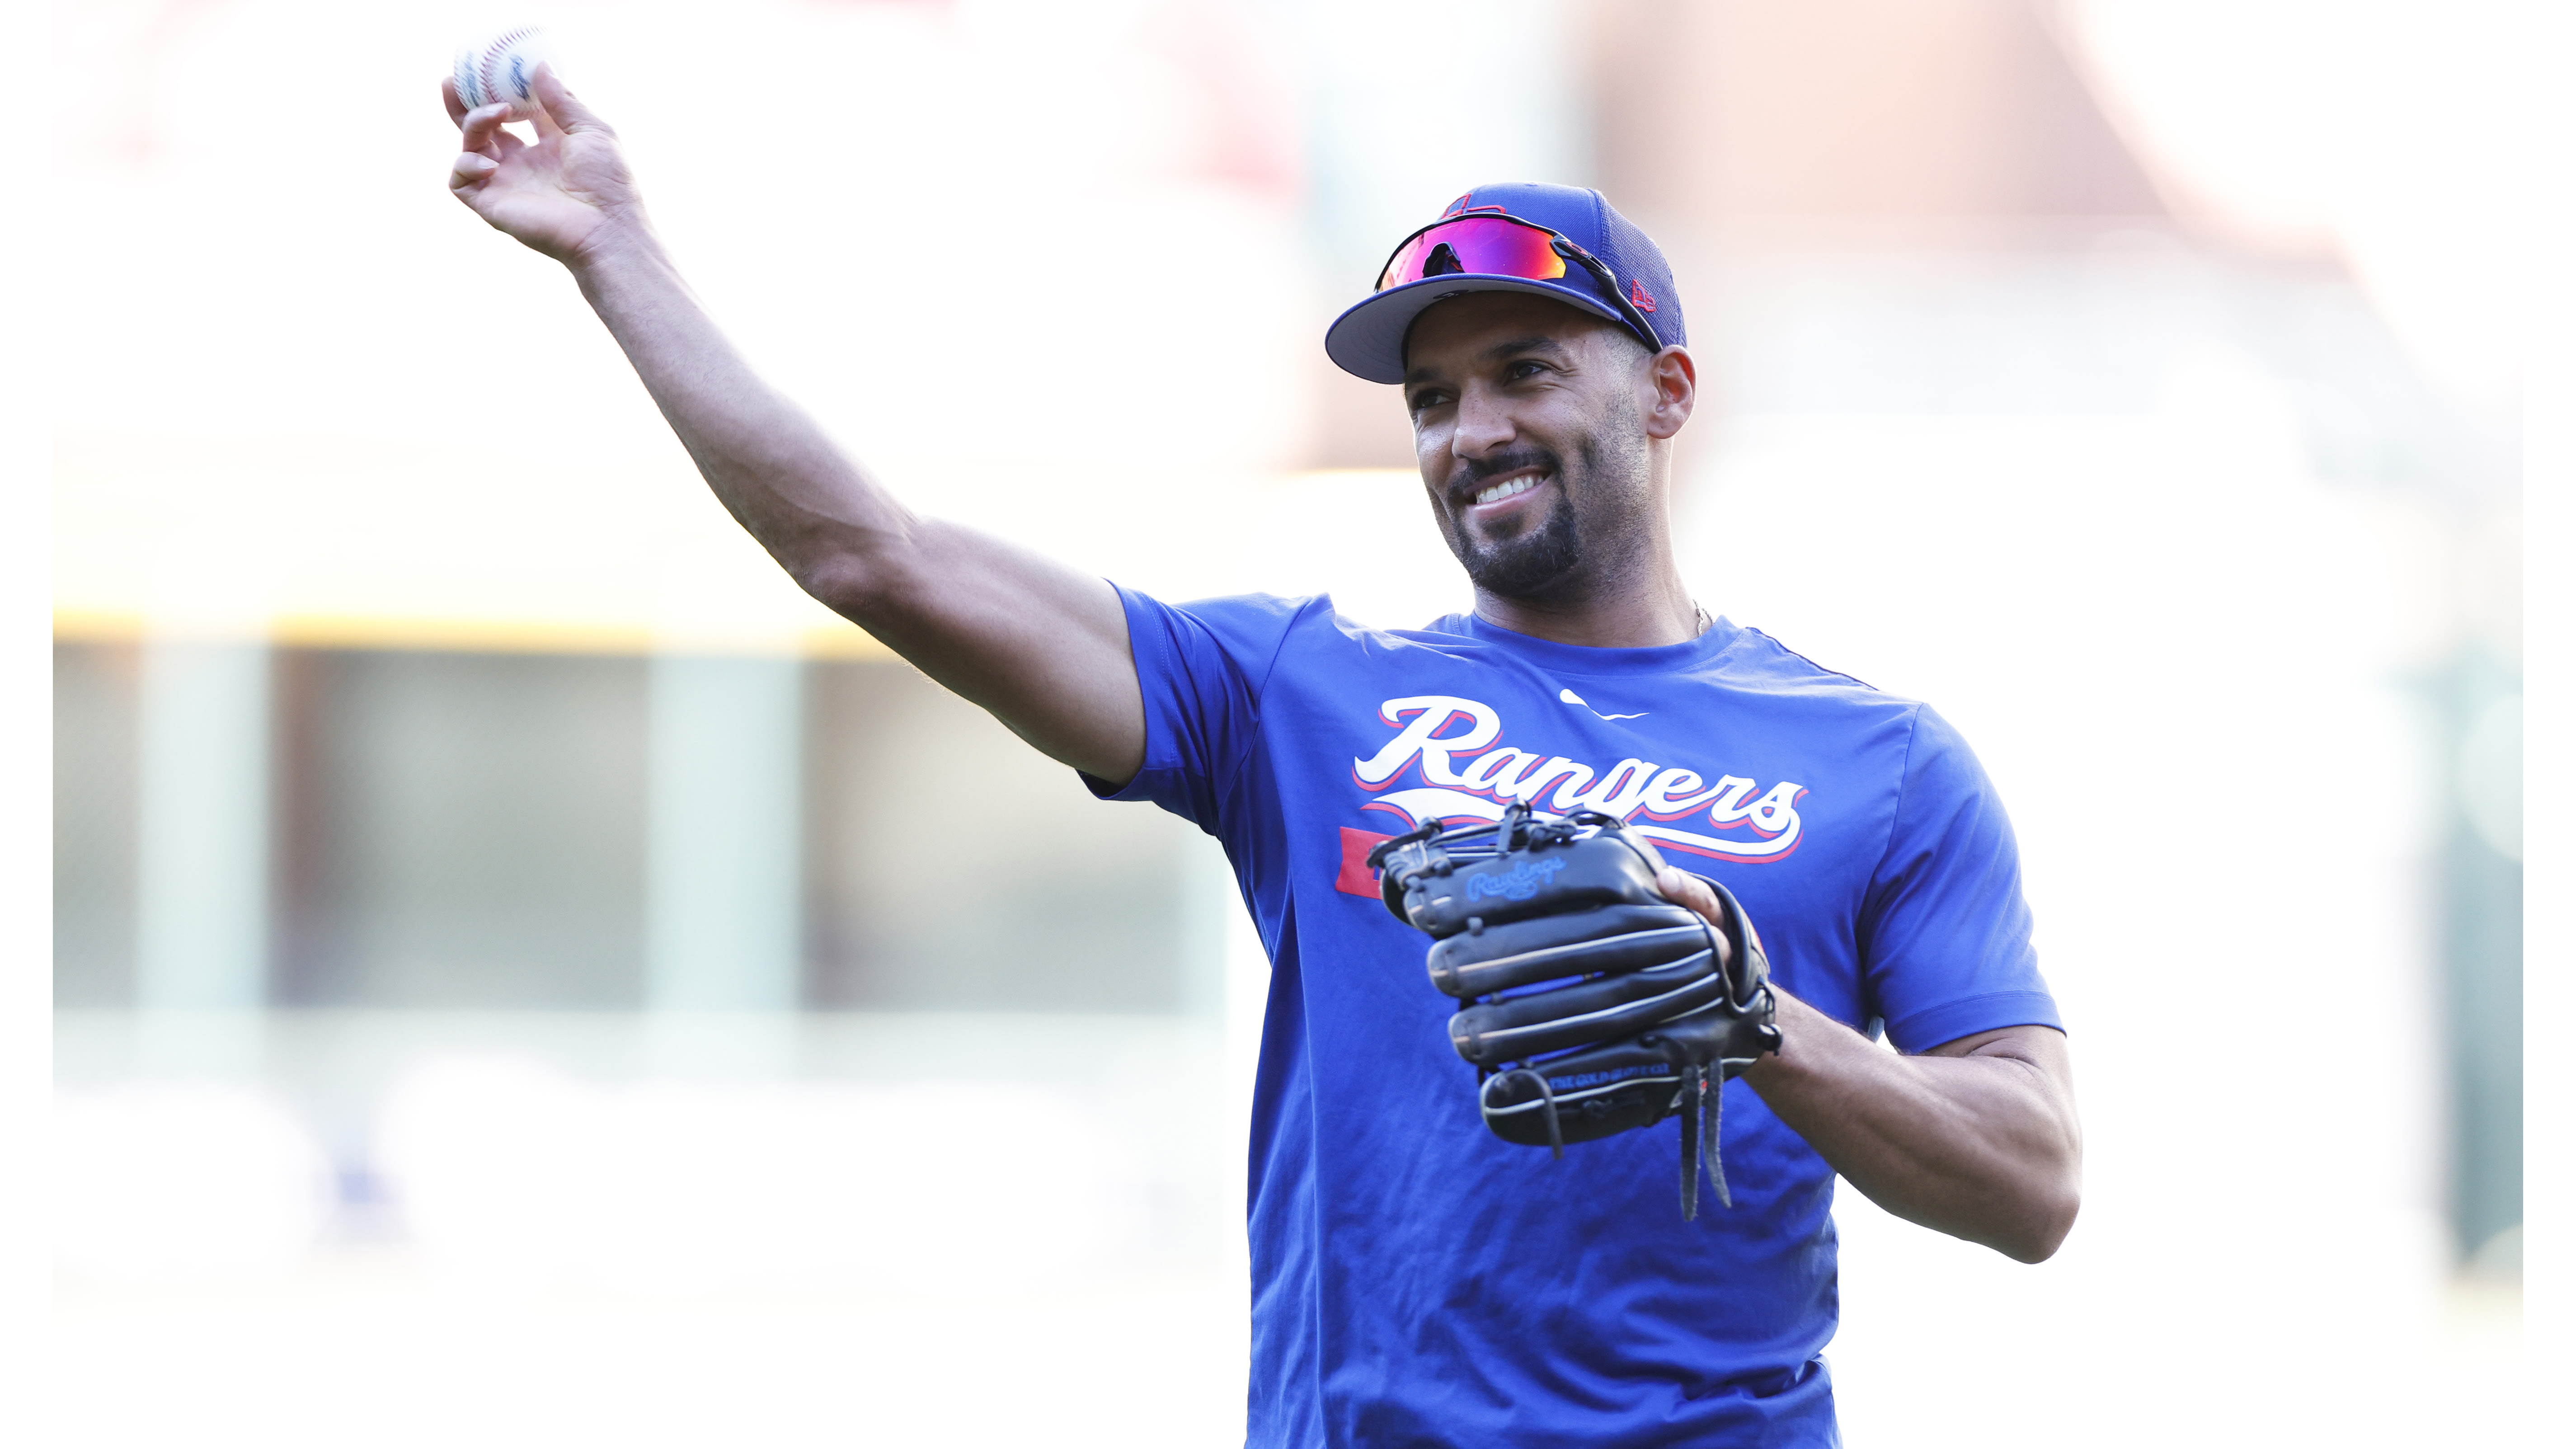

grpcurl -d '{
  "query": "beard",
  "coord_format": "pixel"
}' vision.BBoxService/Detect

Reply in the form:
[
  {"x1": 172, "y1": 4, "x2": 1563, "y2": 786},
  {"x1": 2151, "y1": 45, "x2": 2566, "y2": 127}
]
[
  {"x1": 1437, "y1": 411, "x2": 1650, "y2": 604},
  {"x1": 1453, "y1": 479, "x2": 1584, "y2": 597}
]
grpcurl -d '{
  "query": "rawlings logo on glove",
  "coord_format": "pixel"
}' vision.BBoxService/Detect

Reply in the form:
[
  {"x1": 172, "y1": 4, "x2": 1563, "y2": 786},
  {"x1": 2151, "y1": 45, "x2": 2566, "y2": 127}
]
[
  {"x1": 1368, "y1": 805, "x2": 1782, "y2": 1219},
  {"x1": 1467, "y1": 859, "x2": 1566, "y2": 902}
]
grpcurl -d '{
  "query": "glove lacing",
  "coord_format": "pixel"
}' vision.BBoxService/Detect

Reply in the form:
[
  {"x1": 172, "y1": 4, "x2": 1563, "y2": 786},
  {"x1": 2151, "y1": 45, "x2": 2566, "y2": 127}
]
[
  {"x1": 1495, "y1": 1066, "x2": 1567, "y2": 1160},
  {"x1": 1650, "y1": 1036, "x2": 1732, "y2": 1221}
]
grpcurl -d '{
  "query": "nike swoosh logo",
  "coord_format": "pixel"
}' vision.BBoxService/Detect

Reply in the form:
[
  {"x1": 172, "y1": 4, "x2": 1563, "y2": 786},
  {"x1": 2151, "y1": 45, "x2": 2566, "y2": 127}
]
[{"x1": 1560, "y1": 687, "x2": 1647, "y2": 721}]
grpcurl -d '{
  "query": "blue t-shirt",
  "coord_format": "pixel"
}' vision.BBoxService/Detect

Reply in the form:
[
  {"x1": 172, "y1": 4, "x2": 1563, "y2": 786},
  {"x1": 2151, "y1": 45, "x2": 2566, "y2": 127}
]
[{"x1": 1092, "y1": 588, "x2": 2060, "y2": 1449}]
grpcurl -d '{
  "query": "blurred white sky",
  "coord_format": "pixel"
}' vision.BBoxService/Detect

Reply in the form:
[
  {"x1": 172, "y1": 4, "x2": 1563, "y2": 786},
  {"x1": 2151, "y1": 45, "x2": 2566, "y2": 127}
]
[
  {"x1": 56, "y1": 0, "x2": 1312, "y2": 642},
  {"x1": 52, "y1": 0, "x2": 2535, "y2": 637},
  {"x1": 2066, "y1": 0, "x2": 2529, "y2": 417}
]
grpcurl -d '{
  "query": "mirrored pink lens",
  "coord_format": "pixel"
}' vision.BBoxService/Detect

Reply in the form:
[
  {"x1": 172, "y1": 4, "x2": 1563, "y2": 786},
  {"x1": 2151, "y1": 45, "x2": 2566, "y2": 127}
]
[{"x1": 1377, "y1": 217, "x2": 1569, "y2": 292}]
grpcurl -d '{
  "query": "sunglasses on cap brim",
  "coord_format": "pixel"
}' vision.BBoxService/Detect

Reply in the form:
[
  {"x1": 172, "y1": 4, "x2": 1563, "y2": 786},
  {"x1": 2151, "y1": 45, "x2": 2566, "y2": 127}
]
[{"x1": 1374, "y1": 213, "x2": 1664, "y2": 357}]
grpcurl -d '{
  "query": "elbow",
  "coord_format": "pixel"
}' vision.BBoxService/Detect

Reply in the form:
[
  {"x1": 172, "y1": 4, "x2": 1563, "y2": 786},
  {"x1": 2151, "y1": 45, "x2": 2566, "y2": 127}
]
[
  {"x1": 1999, "y1": 1174, "x2": 2082, "y2": 1265},
  {"x1": 1995, "y1": 1060, "x2": 2084, "y2": 1264},
  {"x1": 793, "y1": 542, "x2": 916, "y2": 625},
  {"x1": 794, "y1": 550, "x2": 885, "y2": 617},
  {"x1": 771, "y1": 509, "x2": 925, "y2": 625}
]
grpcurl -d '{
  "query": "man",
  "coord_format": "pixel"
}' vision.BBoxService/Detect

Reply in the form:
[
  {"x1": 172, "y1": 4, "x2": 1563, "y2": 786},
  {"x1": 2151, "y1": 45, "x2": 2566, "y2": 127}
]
[{"x1": 447, "y1": 67, "x2": 2079, "y2": 1448}]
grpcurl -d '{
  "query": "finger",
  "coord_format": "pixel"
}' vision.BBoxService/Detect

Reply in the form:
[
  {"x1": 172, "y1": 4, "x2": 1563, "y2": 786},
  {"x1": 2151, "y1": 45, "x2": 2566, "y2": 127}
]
[
  {"x1": 450, "y1": 152, "x2": 499, "y2": 193},
  {"x1": 458, "y1": 101, "x2": 515, "y2": 154},
  {"x1": 1655, "y1": 867, "x2": 1718, "y2": 919},
  {"x1": 442, "y1": 75, "x2": 468, "y2": 126},
  {"x1": 531, "y1": 62, "x2": 611, "y2": 136},
  {"x1": 1655, "y1": 869, "x2": 1734, "y2": 968},
  {"x1": 528, "y1": 79, "x2": 567, "y2": 141}
]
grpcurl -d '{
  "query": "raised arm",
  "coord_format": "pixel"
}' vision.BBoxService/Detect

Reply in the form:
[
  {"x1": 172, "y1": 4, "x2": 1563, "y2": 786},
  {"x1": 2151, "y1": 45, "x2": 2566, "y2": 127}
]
[
  {"x1": 443, "y1": 67, "x2": 1144, "y2": 783},
  {"x1": 1659, "y1": 869, "x2": 2084, "y2": 1263}
]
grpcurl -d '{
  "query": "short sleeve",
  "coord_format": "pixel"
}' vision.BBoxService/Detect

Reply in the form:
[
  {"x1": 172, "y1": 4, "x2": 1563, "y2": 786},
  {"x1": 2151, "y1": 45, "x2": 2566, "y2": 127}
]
[
  {"x1": 1859, "y1": 705, "x2": 2063, "y2": 1053},
  {"x1": 1084, "y1": 585, "x2": 1316, "y2": 833}
]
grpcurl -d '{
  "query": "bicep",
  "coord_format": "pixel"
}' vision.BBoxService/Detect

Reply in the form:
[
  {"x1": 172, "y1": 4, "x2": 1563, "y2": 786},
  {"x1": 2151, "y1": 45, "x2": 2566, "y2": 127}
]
[{"x1": 820, "y1": 517, "x2": 1146, "y2": 785}]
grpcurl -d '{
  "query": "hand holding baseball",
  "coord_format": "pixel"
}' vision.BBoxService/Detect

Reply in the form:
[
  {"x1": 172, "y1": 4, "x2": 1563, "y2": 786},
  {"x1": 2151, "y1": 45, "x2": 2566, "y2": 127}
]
[{"x1": 444, "y1": 59, "x2": 639, "y2": 264}]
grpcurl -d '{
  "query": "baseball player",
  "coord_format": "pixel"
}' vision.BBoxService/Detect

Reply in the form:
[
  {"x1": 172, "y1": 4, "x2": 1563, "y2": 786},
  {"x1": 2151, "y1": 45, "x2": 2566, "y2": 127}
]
[{"x1": 446, "y1": 67, "x2": 2080, "y2": 1448}]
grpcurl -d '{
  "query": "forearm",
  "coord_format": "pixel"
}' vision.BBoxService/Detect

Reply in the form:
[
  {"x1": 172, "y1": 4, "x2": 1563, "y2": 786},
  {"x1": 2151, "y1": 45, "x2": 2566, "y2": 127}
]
[
  {"x1": 559, "y1": 231, "x2": 1143, "y2": 779},
  {"x1": 446, "y1": 72, "x2": 1144, "y2": 780},
  {"x1": 1740, "y1": 994, "x2": 2081, "y2": 1261},
  {"x1": 568, "y1": 227, "x2": 912, "y2": 607}
]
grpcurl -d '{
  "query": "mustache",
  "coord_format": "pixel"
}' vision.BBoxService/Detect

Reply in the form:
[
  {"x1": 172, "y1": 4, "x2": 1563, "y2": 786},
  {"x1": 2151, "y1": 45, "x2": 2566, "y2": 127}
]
[{"x1": 1445, "y1": 446, "x2": 1562, "y2": 505}]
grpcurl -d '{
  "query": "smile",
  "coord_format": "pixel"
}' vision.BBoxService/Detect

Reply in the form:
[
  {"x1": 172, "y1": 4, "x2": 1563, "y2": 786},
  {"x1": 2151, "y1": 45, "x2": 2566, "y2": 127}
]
[{"x1": 1471, "y1": 473, "x2": 1547, "y2": 507}]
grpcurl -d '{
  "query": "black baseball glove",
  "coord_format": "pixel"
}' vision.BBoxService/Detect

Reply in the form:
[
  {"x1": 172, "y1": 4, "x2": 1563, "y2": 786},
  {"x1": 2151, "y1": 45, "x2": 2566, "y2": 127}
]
[{"x1": 1368, "y1": 804, "x2": 1781, "y2": 1219}]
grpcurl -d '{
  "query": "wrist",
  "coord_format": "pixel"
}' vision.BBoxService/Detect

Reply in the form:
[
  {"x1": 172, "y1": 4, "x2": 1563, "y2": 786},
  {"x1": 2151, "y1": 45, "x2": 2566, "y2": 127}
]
[
  {"x1": 1737, "y1": 988, "x2": 1846, "y2": 1090},
  {"x1": 564, "y1": 214, "x2": 666, "y2": 282}
]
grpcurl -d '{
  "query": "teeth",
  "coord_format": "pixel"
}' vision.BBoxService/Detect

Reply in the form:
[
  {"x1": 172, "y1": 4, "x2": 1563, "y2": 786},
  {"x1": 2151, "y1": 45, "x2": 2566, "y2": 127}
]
[{"x1": 1475, "y1": 475, "x2": 1543, "y2": 506}]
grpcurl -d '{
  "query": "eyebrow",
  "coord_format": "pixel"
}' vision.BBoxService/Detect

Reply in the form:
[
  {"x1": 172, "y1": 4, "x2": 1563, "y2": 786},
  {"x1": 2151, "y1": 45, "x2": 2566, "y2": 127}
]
[{"x1": 1404, "y1": 335, "x2": 1573, "y2": 386}]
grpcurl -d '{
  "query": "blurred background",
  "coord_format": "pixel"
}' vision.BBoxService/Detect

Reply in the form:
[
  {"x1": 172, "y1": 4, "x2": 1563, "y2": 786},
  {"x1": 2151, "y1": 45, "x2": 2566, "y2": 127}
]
[{"x1": 50, "y1": 0, "x2": 2526, "y2": 1444}]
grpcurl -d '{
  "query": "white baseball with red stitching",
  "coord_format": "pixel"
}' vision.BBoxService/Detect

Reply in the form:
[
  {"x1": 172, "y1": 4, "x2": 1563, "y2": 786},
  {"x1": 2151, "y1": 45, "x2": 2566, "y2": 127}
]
[{"x1": 452, "y1": 27, "x2": 555, "y2": 119}]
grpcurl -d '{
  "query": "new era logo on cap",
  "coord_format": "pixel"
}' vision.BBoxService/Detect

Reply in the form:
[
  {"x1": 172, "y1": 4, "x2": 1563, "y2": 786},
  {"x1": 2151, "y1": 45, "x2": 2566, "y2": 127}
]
[{"x1": 1629, "y1": 279, "x2": 1657, "y2": 312}]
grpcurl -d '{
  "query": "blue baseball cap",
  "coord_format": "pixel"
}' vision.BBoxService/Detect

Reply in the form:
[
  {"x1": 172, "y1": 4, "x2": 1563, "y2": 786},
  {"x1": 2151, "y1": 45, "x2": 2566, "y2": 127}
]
[{"x1": 1324, "y1": 183, "x2": 1687, "y2": 384}]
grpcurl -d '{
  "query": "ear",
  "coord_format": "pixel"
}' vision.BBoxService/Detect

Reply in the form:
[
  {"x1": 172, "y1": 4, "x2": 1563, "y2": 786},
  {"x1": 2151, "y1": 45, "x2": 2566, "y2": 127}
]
[{"x1": 1638, "y1": 345, "x2": 1697, "y2": 441}]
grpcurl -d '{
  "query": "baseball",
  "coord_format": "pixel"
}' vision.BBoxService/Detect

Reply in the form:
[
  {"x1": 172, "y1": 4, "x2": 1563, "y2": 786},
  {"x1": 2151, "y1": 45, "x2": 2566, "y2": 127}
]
[{"x1": 452, "y1": 26, "x2": 557, "y2": 119}]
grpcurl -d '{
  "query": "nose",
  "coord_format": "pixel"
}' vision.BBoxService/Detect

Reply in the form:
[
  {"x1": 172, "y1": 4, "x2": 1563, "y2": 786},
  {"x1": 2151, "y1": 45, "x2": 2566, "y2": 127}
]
[{"x1": 1449, "y1": 381, "x2": 1515, "y2": 462}]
